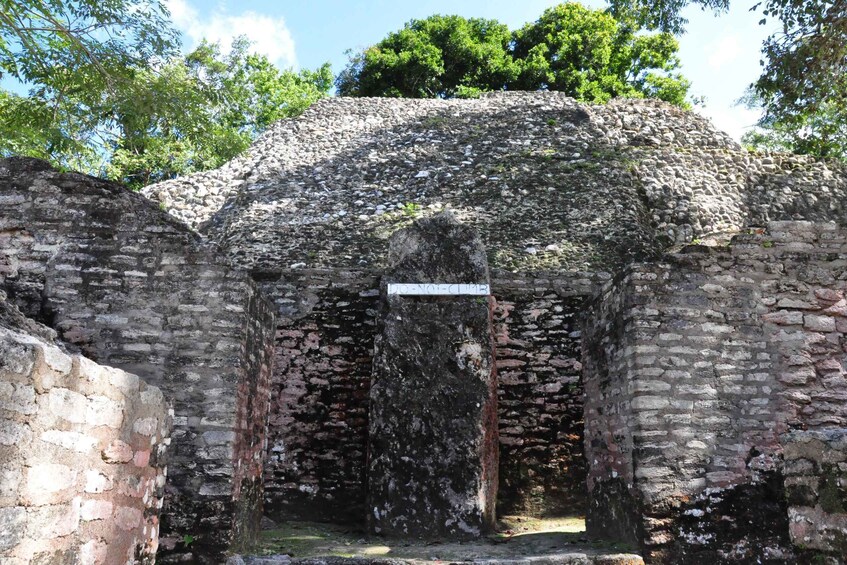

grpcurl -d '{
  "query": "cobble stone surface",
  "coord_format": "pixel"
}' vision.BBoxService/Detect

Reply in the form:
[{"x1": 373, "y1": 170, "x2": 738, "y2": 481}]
[{"x1": 143, "y1": 93, "x2": 846, "y2": 276}]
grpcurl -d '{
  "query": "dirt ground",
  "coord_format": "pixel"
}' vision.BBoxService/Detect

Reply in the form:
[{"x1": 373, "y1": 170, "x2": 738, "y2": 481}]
[{"x1": 253, "y1": 516, "x2": 641, "y2": 563}]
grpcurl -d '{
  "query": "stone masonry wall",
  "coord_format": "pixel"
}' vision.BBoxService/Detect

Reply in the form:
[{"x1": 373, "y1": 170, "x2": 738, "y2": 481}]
[
  {"x1": 231, "y1": 289, "x2": 276, "y2": 550},
  {"x1": 259, "y1": 268, "x2": 604, "y2": 522},
  {"x1": 581, "y1": 272, "x2": 641, "y2": 549},
  {"x1": 492, "y1": 273, "x2": 606, "y2": 517},
  {"x1": 583, "y1": 221, "x2": 847, "y2": 562},
  {"x1": 0, "y1": 158, "x2": 276, "y2": 560},
  {"x1": 258, "y1": 269, "x2": 379, "y2": 523},
  {"x1": 1, "y1": 301, "x2": 170, "y2": 564},
  {"x1": 783, "y1": 429, "x2": 847, "y2": 556}
]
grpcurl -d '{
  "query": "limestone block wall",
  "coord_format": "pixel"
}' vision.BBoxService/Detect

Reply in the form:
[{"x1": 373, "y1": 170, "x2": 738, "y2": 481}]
[
  {"x1": 1, "y1": 312, "x2": 170, "y2": 564},
  {"x1": 259, "y1": 268, "x2": 604, "y2": 522},
  {"x1": 0, "y1": 158, "x2": 275, "y2": 559},
  {"x1": 581, "y1": 272, "x2": 641, "y2": 548},
  {"x1": 258, "y1": 269, "x2": 379, "y2": 523},
  {"x1": 583, "y1": 221, "x2": 847, "y2": 562}
]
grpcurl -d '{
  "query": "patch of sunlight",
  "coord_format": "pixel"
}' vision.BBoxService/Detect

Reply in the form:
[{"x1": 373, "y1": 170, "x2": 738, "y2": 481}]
[
  {"x1": 495, "y1": 515, "x2": 586, "y2": 538},
  {"x1": 362, "y1": 545, "x2": 391, "y2": 555}
]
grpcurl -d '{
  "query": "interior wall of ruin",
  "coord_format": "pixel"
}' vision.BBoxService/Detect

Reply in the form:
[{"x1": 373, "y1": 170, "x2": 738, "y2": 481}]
[
  {"x1": 491, "y1": 274, "x2": 605, "y2": 517},
  {"x1": 258, "y1": 268, "x2": 605, "y2": 522},
  {"x1": 258, "y1": 269, "x2": 378, "y2": 523}
]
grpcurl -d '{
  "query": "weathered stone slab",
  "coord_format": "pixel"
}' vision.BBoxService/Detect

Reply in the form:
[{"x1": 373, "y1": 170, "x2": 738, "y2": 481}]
[{"x1": 368, "y1": 213, "x2": 498, "y2": 539}]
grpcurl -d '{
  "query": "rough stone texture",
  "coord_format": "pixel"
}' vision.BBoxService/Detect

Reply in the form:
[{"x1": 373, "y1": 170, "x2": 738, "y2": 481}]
[
  {"x1": 0, "y1": 298, "x2": 170, "y2": 564},
  {"x1": 0, "y1": 157, "x2": 276, "y2": 560},
  {"x1": 228, "y1": 555, "x2": 644, "y2": 565},
  {"x1": 259, "y1": 270, "x2": 604, "y2": 524},
  {"x1": 6, "y1": 92, "x2": 846, "y2": 561},
  {"x1": 581, "y1": 272, "x2": 642, "y2": 551},
  {"x1": 583, "y1": 220, "x2": 847, "y2": 562},
  {"x1": 492, "y1": 275, "x2": 607, "y2": 517},
  {"x1": 143, "y1": 93, "x2": 846, "y2": 275},
  {"x1": 259, "y1": 269, "x2": 379, "y2": 523},
  {"x1": 783, "y1": 429, "x2": 847, "y2": 557},
  {"x1": 367, "y1": 213, "x2": 498, "y2": 538},
  {"x1": 140, "y1": 92, "x2": 847, "y2": 547}
]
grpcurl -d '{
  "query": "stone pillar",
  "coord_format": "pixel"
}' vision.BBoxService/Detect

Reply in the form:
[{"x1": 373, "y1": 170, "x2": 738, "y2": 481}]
[{"x1": 367, "y1": 212, "x2": 498, "y2": 539}]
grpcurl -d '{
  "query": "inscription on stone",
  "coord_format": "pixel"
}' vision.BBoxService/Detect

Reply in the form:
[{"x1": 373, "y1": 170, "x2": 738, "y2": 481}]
[{"x1": 386, "y1": 283, "x2": 490, "y2": 296}]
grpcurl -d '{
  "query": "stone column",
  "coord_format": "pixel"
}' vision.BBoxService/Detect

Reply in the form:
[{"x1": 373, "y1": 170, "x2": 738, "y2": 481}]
[{"x1": 367, "y1": 212, "x2": 498, "y2": 539}]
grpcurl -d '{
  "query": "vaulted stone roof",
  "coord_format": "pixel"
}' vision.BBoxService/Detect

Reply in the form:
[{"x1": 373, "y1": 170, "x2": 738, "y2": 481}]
[{"x1": 143, "y1": 92, "x2": 847, "y2": 273}]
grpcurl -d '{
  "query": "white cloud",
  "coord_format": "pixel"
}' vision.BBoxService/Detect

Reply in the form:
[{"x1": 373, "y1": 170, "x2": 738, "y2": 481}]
[
  {"x1": 707, "y1": 34, "x2": 741, "y2": 71},
  {"x1": 695, "y1": 105, "x2": 762, "y2": 142},
  {"x1": 165, "y1": 0, "x2": 297, "y2": 69}
]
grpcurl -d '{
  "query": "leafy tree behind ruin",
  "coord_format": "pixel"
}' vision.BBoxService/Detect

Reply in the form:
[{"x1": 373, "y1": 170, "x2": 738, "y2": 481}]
[
  {"x1": 0, "y1": 1, "x2": 331, "y2": 186},
  {"x1": 0, "y1": 0, "x2": 178, "y2": 172},
  {"x1": 103, "y1": 40, "x2": 331, "y2": 188},
  {"x1": 609, "y1": 0, "x2": 847, "y2": 160},
  {"x1": 510, "y1": 3, "x2": 688, "y2": 105},
  {"x1": 336, "y1": 15, "x2": 519, "y2": 99},
  {"x1": 336, "y1": 3, "x2": 690, "y2": 106}
]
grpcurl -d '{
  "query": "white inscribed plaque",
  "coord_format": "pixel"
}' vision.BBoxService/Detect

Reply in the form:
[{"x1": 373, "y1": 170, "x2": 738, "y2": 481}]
[{"x1": 387, "y1": 283, "x2": 490, "y2": 296}]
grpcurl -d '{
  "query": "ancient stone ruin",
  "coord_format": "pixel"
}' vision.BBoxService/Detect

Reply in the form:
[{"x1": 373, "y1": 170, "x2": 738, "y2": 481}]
[
  {"x1": 0, "y1": 293, "x2": 170, "y2": 563},
  {"x1": 2, "y1": 91, "x2": 846, "y2": 563}
]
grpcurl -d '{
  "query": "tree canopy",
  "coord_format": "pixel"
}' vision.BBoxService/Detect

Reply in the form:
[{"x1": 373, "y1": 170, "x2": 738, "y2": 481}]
[
  {"x1": 0, "y1": 0, "x2": 179, "y2": 84},
  {"x1": 103, "y1": 40, "x2": 331, "y2": 188},
  {"x1": 336, "y1": 15, "x2": 518, "y2": 99},
  {"x1": 609, "y1": 0, "x2": 847, "y2": 160},
  {"x1": 336, "y1": 3, "x2": 690, "y2": 106},
  {"x1": 0, "y1": 1, "x2": 331, "y2": 186},
  {"x1": 511, "y1": 3, "x2": 688, "y2": 105},
  {"x1": 0, "y1": 0, "x2": 178, "y2": 171}
]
